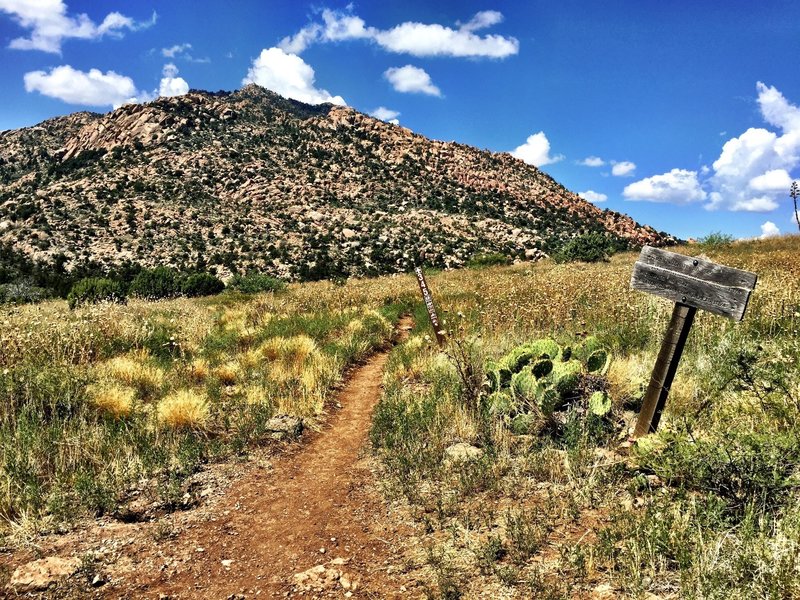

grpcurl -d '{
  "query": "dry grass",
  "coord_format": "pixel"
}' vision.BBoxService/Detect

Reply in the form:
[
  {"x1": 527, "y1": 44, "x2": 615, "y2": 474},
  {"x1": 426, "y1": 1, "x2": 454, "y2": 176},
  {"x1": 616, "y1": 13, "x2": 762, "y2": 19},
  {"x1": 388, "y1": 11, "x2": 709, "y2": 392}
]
[
  {"x1": 157, "y1": 389, "x2": 209, "y2": 430},
  {"x1": 88, "y1": 383, "x2": 135, "y2": 419}
]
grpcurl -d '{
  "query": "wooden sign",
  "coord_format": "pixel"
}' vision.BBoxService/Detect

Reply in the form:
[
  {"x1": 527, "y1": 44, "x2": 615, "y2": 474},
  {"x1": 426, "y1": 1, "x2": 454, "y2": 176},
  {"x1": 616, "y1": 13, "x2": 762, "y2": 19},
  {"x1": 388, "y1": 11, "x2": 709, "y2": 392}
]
[
  {"x1": 414, "y1": 267, "x2": 446, "y2": 346},
  {"x1": 630, "y1": 246, "x2": 757, "y2": 438},
  {"x1": 631, "y1": 246, "x2": 757, "y2": 321}
]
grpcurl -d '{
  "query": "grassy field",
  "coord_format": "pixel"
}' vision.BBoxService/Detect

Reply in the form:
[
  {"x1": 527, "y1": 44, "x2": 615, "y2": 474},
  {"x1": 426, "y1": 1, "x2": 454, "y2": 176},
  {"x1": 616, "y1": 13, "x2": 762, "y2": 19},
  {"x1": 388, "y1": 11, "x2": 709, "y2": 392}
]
[{"x1": 2, "y1": 235, "x2": 799, "y2": 597}]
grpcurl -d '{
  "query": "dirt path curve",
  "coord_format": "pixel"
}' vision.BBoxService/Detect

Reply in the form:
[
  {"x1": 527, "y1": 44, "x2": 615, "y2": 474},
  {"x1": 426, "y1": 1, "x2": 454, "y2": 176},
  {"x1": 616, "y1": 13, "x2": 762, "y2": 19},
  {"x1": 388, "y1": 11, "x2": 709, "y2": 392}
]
[{"x1": 108, "y1": 317, "x2": 415, "y2": 599}]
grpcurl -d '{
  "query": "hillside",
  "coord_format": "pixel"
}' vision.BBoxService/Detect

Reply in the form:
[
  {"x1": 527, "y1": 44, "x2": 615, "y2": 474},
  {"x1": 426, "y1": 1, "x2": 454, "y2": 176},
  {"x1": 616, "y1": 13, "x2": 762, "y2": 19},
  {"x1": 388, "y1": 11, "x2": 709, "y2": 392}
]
[{"x1": 0, "y1": 85, "x2": 673, "y2": 281}]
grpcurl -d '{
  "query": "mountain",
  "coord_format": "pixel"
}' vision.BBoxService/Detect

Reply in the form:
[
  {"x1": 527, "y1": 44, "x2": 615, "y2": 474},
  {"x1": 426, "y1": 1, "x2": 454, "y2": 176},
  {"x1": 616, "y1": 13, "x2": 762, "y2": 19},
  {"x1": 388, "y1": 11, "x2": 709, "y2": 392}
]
[{"x1": 0, "y1": 84, "x2": 674, "y2": 282}]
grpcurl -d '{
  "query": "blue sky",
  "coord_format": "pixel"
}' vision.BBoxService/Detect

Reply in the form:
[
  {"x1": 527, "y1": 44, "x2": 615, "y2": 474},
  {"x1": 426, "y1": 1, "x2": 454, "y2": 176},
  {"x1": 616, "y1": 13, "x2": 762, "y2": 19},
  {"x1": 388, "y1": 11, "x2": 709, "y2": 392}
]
[{"x1": 1, "y1": 0, "x2": 799, "y2": 241}]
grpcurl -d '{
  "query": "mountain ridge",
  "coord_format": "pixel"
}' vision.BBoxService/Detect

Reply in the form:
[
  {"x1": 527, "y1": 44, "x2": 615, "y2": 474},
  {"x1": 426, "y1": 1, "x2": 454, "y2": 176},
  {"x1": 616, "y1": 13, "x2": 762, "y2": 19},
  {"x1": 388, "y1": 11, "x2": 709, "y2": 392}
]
[{"x1": 0, "y1": 84, "x2": 674, "y2": 282}]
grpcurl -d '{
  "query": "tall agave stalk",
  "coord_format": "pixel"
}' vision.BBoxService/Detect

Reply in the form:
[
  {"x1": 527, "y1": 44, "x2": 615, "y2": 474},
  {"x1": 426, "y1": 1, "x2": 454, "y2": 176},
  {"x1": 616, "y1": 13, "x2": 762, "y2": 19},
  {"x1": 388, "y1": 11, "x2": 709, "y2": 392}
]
[{"x1": 792, "y1": 181, "x2": 800, "y2": 233}]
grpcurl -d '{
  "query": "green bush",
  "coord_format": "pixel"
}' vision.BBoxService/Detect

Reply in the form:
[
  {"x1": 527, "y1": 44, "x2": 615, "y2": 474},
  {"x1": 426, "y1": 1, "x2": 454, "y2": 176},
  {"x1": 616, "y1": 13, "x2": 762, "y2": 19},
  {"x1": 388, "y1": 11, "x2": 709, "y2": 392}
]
[
  {"x1": 697, "y1": 231, "x2": 735, "y2": 249},
  {"x1": 181, "y1": 272, "x2": 224, "y2": 297},
  {"x1": 226, "y1": 272, "x2": 285, "y2": 294},
  {"x1": 467, "y1": 252, "x2": 511, "y2": 269},
  {"x1": 129, "y1": 267, "x2": 181, "y2": 300},
  {"x1": 0, "y1": 280, "x2": 49, "y2": 305},
  {"x1": 67, "y1": 278, "x2": 126, "y2": 309},
  {"x1": 553, "y1": 232, "x2": 614, "y2": 263}
]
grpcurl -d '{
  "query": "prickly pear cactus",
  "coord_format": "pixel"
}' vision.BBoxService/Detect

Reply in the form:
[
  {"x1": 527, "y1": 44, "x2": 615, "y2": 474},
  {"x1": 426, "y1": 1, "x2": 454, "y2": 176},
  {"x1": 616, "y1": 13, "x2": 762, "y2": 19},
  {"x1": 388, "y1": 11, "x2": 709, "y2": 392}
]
[
  {"x1": 547, "y1": 360, "x2": 583, "y2": 398},
  {"x1": 523, "y1": 339, "x2": 562, "y2": 361},
  {"x1": 485, "y1": 390, "x2": 515, "y2": 416},
  {"x1": 588, "y1": 391, "x2": 612, "y2": 416},
  {"x1": 586, "y1": 349, "x2": 611, "y2": 374}
]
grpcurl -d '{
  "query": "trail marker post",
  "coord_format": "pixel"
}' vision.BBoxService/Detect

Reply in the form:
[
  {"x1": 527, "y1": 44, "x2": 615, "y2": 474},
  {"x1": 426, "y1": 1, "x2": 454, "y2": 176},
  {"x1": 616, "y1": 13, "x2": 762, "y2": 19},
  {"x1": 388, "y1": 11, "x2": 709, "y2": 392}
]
[
  {"x1": 414, "y1": 266, "x2": 446, "y2": 347},
  {"x1": 630, "y1": 246, "x2": 757, "y2": 438}
]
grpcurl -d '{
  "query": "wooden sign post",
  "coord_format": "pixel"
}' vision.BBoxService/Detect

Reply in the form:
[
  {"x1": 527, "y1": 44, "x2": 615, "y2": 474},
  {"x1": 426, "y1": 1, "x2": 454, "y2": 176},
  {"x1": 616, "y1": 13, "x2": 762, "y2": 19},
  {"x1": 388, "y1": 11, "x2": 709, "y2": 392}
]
[
  {"x1": 630, "y1": 246, "x2": 757, "y2": 438},
  {"x1": 414, "y1": 266, "x2": 446, "y2": 347}
]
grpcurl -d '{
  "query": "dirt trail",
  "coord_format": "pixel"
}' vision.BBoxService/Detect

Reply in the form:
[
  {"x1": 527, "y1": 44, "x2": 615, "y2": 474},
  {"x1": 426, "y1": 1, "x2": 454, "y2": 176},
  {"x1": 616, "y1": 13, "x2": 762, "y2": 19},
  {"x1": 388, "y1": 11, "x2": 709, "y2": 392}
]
[{"x1": 107, "y1": 317, "x2": 415, "y2": 599}]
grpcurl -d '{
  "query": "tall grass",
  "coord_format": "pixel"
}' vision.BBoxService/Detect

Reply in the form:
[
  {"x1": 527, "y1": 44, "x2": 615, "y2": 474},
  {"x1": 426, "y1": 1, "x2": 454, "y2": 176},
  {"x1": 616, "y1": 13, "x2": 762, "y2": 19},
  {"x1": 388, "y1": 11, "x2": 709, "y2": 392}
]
[
  {"x1": 370, "y1": 236, "x2": 800, "y2": 597},
  {"x1": 0, "y1": 282, "x2": 413, "y2": 539}
]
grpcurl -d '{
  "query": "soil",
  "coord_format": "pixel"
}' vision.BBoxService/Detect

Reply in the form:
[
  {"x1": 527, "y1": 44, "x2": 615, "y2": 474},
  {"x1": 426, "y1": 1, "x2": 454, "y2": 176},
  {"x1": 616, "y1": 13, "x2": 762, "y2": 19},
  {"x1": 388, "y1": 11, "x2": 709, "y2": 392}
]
[{"x1": 2, "y1": 317, "x2": 423, "y2": 599}]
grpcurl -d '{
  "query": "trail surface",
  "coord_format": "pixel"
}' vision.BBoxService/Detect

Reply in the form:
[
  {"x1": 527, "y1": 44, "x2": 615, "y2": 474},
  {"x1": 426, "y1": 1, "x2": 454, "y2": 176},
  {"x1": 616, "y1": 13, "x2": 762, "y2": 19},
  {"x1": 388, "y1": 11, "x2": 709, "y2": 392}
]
[{"x1": 107, "y1": 317, "x2": 415, "y2": 599}]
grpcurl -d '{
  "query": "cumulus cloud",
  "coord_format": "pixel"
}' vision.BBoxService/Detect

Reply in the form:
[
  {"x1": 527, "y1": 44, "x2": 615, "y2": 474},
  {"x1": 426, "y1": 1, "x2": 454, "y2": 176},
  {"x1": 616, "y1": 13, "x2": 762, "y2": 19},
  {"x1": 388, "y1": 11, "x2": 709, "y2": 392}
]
[
  {"x1": 279, "y1": 8, "x2": 518, "y2": 58},
  {"x1": 384, "y1": 65, "x2": 441, "y2": 96},
  {"x1": 158, "y1": 63, "x2": 189, "y2": 98},
  {"x1": 759, "y1": 221, "x2": 780, "y2": 239},
  {"x1": 578, "y1": 156, "x2": 605, "y2": 167},
  {"x1": 623, "y1": 168, "x2": 707, "y2": 204},
  {"x1": 611, "y1": 160, "x2": 636, "y2": 176},
  {"x1": 578, "y1": 190, "x2": 608, "y2": 203},
  {"x1": 243, "y1": 47, "x2": 345, "y2": 106},
  {"x1": 706, "y1": 82, "x2": 800, "y2": 212},
  {"x1": 24, "y1": 62, "x2": 189, "y2": 108},
  {"x1": 510, "y1": 132, "x2": 564, "y2": 168},
  {"x1": 24, "y1": 65, "x2": 138, "y2": 107},
  {"x1": 370, "y1": 106, "x2": 400, "y2": 124},
  {"x1": 0, "y1": 0, "x2": 154, "y2": 53}
]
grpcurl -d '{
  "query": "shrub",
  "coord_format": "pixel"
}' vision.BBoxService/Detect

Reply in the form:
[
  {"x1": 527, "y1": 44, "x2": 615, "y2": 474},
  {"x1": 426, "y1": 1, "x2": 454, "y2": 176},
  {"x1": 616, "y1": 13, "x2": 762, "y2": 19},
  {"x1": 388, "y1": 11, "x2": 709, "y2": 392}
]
[
  {"x1": 467, "y1": 252, "x2": 511, "y2": 269},
  {"x1": 697, "y1": 231, "x2": 735, "y2": 249},
  {"x1": 129, "y1": 266, "x2": 181, "y2": 300},
  {"x1": 67, "y1": 277, "x2": 126, "y2": 309},
  {"x1": 0, "y1": 280, "x2": 49, "y2": 305},
  {"x1": 181, "y1": 272, "x2": 224, "y2": 297},
  {"x1": 227, "y1": 272, "x2": 285, "y2": 294},
  {"x1": 553, "y1": 232, "x2": 614, "y2": 263}
]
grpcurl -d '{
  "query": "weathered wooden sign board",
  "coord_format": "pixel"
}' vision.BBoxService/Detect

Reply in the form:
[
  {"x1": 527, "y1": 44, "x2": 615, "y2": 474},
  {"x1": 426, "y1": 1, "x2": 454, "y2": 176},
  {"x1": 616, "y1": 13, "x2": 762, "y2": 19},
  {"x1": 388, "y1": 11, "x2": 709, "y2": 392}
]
[
  {"x1": 630, "y1": 246, "x2": 757, "y2": 438},
  {"x1": 414, "y1": 267, "x2": 446, "y2": 346}
]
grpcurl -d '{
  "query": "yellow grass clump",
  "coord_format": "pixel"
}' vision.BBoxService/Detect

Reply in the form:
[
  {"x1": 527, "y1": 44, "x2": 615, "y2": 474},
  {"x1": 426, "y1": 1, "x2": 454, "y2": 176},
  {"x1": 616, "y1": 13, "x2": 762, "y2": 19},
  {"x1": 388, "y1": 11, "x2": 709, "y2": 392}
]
[
  {"x1": 259, "y1": 335, "x2": 318, "y2": 367},
  {"x1": 88, "y1": 383, "x2": 135, "y2": 419},
  {"x1": 103, "y1": 353, "x2": 164, "y2": 398},
  {"x1": 214, "y1": 362, "x2": 239, "y2": 386},
  {"x1": 157, "y1": 389, "x2": 209, "y2": 430},
  {"x1": 186, "y1": 358, "x2": 209, "y2": 383}
]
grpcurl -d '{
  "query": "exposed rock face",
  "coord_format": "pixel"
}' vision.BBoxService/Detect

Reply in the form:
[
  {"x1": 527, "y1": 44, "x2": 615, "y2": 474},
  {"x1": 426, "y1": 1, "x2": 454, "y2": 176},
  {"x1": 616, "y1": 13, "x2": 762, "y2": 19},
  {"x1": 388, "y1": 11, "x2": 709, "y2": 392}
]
[{"x1": 0, "y1": 84, "x2": 674, "y2": 280}]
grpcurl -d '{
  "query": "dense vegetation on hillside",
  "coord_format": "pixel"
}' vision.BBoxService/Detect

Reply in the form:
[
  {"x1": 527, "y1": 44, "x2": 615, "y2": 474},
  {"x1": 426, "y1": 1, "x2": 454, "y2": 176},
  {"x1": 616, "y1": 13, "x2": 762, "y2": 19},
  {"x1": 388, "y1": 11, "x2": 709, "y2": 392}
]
[{"x1": 0, "y1": 85, "x2": 673, "y2": 290}]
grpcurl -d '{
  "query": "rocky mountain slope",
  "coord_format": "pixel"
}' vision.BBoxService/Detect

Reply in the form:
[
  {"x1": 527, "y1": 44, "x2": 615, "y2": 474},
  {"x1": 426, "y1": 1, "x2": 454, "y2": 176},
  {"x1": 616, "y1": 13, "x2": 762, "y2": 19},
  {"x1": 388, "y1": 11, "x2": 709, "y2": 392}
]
[{"x1": 0, "y1": 84, "x2": 673, "y2": 281}]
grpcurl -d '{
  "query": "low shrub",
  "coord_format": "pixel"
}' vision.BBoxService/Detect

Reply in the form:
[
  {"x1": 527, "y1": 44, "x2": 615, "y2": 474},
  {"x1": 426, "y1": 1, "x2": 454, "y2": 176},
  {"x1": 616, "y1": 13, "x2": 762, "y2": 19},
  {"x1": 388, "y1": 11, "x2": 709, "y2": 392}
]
[
  {"x1": 227, "y1": 272, "x2": 285, "y2": 294},
  {"x1": 467, "y1": 252, "x2": 511, "y2": 269},
  {"x1": 181, "y1": 272, "x2": 225, "y2": 297},
  {"x1": 129, "y1": 267, "x2": 181, "y2": 300},
  {"x1": 553, "y1": 232, "x2": 615, "y2": 263},
  {"x1": 67, "y1": 277, "x2": 126, "y2": 309}
]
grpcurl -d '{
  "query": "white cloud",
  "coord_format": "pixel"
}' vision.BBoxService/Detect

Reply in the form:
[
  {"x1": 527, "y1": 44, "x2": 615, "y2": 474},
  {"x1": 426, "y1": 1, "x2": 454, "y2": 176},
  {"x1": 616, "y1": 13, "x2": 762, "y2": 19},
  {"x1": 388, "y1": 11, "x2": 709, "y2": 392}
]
[
  {"x1": 161, "y1": 42, "x2": 210, "y2": 63},
  {"x1": 623, "y1": 168, "x2": 707, "y2": 204},
  {"x1": 578, "y1": 190, "x2": 608, "y2": 203},
  {"x1": 510, "y1": 132, "x2": 564, "y2": 167},
  {"x1": 457, "y1": 10, "x2": 504, "y2": 32},
  {"x1": 370, "y1": 106, "x2": 400, "y2": 124},
  {"x1": 707, "y1": 82, "x2": 800, "y2": 212},
  {"x1": 759, "y1": 221, "x2": 780, "y2": 239},
  {"x1": 24, "y1": 62, "x2": 190, "y2": 107},
  {"x1": 158, "y1": 63, "x2": 189, "y2": 98},
  {"x1": 0, "y1": 0, "x2": 154, "y2": 53},
  {"x1": 611, "y1": 160, "x2": 636, "y2": 176},
  {"x1": 24, "y1": 65, "x2": 137, "y2": 107},
  {"x1": 279, "y1": 8, "x2": 518, "y2": 58},
  {"x1": 578, "y1": 156, "x2": 605, "y2": 167},
  {"x1": 242, "y1": 47, "x2": 345, "y2": 106},
  {"x1": 384, "y1": 65, "x2": 441, "y2": 96},
  {"x1": 162, "y1": 43, "x2": 191, "y2": 58},
  {"x1": 749, "y1": 169, "x2": 793, "y2": 192}
]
